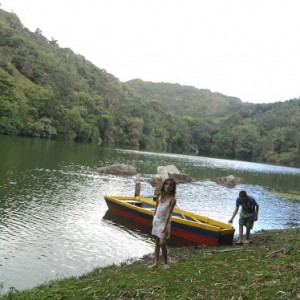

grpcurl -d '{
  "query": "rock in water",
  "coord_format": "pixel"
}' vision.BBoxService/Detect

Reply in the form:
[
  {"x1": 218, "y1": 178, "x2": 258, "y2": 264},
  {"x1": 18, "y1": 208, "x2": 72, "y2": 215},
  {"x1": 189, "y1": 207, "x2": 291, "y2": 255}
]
[{"x1": 96, "y1": 164, "x2": 137, "y2": 176}]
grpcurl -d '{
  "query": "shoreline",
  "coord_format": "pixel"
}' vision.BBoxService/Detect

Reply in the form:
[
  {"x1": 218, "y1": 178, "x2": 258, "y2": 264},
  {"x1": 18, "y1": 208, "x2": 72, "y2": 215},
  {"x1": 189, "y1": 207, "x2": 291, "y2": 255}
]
[{"x1": 1, "y1": 227, "x2": 299, "y2": 299}]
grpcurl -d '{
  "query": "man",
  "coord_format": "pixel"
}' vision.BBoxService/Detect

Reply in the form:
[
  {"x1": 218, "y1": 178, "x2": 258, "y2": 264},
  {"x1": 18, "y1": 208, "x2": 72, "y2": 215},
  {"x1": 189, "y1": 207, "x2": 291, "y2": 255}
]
[{"x1": 228, "y1": 190, "x2": 259, "y2": 244}]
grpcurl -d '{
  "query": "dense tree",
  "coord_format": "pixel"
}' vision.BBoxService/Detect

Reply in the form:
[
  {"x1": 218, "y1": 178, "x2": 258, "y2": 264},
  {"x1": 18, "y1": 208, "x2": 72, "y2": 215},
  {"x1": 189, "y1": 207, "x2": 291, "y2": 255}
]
[{"x1": 0, "y1": 8, "x2": 300, "y2": 167}]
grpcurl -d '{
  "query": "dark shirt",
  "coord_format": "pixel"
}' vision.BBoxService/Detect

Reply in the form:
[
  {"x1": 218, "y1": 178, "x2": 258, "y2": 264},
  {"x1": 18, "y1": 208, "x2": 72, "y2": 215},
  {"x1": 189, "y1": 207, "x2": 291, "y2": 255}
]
[{"x1": 236, "y1": 196, "x2": 258, "y2": 213}]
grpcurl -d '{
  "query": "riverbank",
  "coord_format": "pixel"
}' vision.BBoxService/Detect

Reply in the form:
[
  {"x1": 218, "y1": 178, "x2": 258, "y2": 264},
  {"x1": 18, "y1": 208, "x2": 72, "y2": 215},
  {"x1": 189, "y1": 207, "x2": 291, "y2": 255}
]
[{"x1": 1, "y1": 228, "x2": 299, "y2": 300}]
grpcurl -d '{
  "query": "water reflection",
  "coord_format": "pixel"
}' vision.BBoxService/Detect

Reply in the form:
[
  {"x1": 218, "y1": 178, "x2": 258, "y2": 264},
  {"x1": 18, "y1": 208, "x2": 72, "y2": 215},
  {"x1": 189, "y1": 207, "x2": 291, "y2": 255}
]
[
  {"x1": 103, "y1": 210, "x2": 151, "y2": 239},
  {"x1": 0, "y1": 137, "x2": 299, "y2": 295},
  {"x1": 119, "y1": 149, "x2": 300, "y2": 192}
]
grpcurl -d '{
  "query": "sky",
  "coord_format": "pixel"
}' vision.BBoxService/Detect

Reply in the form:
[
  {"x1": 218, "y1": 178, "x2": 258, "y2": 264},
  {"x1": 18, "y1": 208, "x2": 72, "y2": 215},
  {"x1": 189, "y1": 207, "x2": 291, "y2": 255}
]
[{"x1": 1, "y1": 0, "x2": 300, "y2": 104}]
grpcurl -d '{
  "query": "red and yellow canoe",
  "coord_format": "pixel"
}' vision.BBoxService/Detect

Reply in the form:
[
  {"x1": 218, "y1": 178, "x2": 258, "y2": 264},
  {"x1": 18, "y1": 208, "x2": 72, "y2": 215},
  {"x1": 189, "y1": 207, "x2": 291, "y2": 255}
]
[{"x1": 104, "y1": 195, "x2": 235, "y2": 246}]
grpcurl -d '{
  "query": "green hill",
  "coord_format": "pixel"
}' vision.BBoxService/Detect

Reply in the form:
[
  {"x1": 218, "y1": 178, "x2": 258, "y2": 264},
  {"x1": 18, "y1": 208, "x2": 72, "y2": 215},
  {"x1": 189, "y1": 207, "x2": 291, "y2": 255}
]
[
  {"x1": 125, "y1": 79, "x2": 300, "y2": 166},
  {"x1": 125, "y1": 79, "x2": 246, "y2": 118},
  {"x1": 1, "y1": 8, "x2": 300, "y2": 166},
  {"x1": 0, "y1": 8, "x2": 171, "y2": 149}
]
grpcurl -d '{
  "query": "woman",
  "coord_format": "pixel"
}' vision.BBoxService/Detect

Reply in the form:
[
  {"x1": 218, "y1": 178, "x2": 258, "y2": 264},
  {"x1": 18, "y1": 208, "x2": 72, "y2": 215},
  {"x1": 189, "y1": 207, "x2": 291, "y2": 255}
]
[{"x1": 149, "y1": 178, "x2": 176, "y2": 269}]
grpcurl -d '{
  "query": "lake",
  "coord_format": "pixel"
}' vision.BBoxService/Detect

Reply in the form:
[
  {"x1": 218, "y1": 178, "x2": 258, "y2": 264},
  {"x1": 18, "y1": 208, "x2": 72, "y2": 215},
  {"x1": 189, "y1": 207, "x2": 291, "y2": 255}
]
[{"x1": 0, "y1": 136, "x2": 299, "y2": 295}]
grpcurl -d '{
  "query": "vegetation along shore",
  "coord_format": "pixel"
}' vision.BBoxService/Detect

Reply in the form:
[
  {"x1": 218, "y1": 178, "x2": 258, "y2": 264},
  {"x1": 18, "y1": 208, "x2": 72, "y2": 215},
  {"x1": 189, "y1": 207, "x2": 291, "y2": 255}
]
[
  {"x1": 1, "y1": 8, "x2": 300, "y2": 167},
  {"x1": 1, "y1": 228, "x2": 299, "y2": 299}
]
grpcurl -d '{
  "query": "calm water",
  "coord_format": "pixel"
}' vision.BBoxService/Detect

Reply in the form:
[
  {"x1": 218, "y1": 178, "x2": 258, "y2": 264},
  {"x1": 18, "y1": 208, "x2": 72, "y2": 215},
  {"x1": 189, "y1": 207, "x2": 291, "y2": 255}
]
[{"x1": 0, "y1": 136, "x2": 300, "y2": 294}]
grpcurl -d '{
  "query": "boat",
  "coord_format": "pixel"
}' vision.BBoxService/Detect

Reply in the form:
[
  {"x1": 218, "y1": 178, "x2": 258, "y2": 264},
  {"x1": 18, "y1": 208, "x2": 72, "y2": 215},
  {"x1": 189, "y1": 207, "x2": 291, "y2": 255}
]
[{"x1": 103, "y1": 195, "x2": 235, "y2": 246}]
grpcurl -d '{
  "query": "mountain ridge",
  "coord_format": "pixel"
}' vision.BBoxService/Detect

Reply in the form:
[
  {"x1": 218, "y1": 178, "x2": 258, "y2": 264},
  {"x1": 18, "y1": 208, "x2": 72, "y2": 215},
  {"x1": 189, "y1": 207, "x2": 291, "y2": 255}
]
[{"x1": 0, "y1": 7, "x2": 299, "y2": 167}]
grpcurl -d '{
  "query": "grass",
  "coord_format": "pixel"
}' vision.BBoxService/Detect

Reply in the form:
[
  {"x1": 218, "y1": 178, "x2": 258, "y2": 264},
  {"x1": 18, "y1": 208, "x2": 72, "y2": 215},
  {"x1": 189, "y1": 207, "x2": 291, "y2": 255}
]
[
  {"x1": 1, "y1": 228, "x2": 299, "y2": 300},
  {"x1": 274, "y1": 192, "x2": 300, "y2": 202}
]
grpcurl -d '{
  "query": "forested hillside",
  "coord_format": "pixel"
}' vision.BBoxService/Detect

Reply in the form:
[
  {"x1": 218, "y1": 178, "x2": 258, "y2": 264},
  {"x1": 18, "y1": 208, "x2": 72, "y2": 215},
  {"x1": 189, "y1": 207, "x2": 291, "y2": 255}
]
[
  {"x1": 126, "y1": 79, "x2": 247, "y2": 118},
  {"x1": 126, "y1": 80, "x2": 300, "y2": 166},
  {"x1": 0, "y1": 8, "x2": 172, "y2": 150},
  {"x1": 0, "y1": 8, "x2": 299, "y2": 166}
]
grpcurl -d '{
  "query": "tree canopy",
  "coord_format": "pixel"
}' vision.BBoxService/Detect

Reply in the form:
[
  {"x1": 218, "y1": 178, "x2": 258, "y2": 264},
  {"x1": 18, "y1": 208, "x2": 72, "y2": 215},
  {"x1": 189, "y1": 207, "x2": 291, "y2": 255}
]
[{"x1": 0, "y1": 8, "x2": 299, "y2": 167}]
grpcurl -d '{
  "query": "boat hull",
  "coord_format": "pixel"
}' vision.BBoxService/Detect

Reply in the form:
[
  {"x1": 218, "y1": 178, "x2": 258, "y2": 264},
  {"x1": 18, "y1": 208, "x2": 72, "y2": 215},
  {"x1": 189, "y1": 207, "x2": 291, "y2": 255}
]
[{"x1": 104, "y1": 195, "x2": 234, "y2": 246}]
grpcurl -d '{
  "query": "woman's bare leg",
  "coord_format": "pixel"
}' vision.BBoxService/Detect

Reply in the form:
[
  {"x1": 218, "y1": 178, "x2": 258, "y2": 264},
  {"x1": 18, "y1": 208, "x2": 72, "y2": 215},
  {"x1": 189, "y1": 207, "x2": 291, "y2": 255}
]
[
  {"x1": 160, "y1": 239, "x2": 168, "y2": 265},
  {"x1": 154, "y1": 238, "x2": 160, "y2": 265}
]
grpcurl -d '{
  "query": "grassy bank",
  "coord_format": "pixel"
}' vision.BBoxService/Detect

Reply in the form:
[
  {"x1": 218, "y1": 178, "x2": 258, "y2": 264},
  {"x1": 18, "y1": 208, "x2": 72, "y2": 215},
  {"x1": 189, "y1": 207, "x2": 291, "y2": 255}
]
[{"x1": 1, "y1": 228, "x2": 299, "y2": 300}]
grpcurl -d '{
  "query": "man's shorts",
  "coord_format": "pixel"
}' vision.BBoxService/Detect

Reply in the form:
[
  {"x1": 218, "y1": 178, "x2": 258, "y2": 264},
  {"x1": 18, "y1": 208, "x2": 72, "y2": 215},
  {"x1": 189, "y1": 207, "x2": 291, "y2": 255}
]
[{"x1": 239, "y1": 213, "x2": 255, "y2": 229}]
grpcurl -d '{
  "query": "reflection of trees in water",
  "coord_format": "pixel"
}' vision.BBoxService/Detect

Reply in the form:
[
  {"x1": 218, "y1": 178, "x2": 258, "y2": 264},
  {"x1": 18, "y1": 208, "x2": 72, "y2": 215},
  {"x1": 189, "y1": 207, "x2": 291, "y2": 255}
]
[
  {"x1": 254, "y1": 173, "x2": 300, "y2": 193},
  {"x1": 103, "y1": 210, "x2": 151, "y2": 240},
  {"x1": 247, "y1": 173, "x2": 299, "y2": 192},
  {"x1": 118, "y1": 149, "x2": 300, "y2": 194},
  {"x1": 152, "y1": 163, "x2": 300, "y2": 194}
]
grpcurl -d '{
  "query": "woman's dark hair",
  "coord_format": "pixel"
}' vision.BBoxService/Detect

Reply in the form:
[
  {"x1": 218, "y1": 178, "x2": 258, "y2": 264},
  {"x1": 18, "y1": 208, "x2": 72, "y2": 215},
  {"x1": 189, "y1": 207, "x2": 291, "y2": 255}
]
[
  {"x1": 161, "y1": 178, "x2": 177, "y2": 195},
  {"x1": 239, "y1": 190, "x2": 247, "y2": 198}
]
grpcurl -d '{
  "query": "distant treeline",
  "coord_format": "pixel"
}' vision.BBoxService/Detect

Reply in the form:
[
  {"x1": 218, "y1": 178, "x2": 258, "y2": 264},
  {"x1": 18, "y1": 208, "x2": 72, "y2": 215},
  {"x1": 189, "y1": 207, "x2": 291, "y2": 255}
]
[{"x1": 0, "y1": 8, "x2": 299, "y2": 167}]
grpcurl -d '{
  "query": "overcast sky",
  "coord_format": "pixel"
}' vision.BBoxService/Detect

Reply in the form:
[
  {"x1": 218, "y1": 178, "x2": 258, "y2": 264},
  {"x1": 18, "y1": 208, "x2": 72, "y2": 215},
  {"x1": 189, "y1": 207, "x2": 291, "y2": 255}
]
[{"x1": 1, "y1": 0, "x2": 300, "y2": 103}]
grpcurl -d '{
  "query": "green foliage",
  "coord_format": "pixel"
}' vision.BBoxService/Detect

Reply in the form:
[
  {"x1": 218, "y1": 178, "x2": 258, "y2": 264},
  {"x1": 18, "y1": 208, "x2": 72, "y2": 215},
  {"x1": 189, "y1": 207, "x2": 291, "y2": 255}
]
[
  {"x1": 1, "y1": 229, "x2": 299, "y2": 299},
  {"x1": 0, "y1": 69, "x2": 15, "y2": 96},
  {"x1": 0, "y1": 69, "x2": 23, "y2": 134},
  {"x1": 0, "y1": 7, "x2": 300, "y2": 166},
  {"x1": 126, "y1": 79, "x2": 245, "y2": 119},
  {"x1": 23, "y1": 117, "x2": 57, "y2": 138},
  {"x1": 211, "y1": 129, "x2": 234, "y2": 158}
]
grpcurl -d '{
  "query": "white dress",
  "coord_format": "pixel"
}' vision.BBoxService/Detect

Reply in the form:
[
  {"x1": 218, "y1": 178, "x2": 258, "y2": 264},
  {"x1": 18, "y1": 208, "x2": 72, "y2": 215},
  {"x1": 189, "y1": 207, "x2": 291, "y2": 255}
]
[{"x1": 151, "y1": 197, "x2": 172, "y2": 239}]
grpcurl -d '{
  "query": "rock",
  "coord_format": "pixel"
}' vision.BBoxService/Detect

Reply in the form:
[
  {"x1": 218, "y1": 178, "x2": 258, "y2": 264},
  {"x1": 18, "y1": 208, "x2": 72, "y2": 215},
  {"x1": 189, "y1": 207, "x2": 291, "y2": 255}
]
[
  {"x1": 215, "y1": 175, "x2": 240, "y2": 187},
  {"x1": 96, "y1": 164, "x2": 137, "y2": 176},
  {"x1": 149, "y1": 165, "x2": 192, "y2": 187},
  {"x1": 170, "y1": 172, "x2": 193, "y2": 184},
  {"x1": 276, "y1": 290, "x2": 288, "y2": 300}
]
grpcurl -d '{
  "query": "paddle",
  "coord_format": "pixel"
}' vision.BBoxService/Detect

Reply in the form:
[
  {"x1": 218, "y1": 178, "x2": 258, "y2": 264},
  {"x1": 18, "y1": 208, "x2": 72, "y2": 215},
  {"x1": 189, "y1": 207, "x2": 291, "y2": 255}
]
[
  {"x1": 175, "y1": 205, "x2": 187, "y2": 220},
  {"x1": 176, "y1": 205, "x2": 203, "y2": 224},
  {"x1": 140, "y1": 192, "x2": 200, "y2": 223},
  {"x1": 190, "y1": 216, "x2": 203, "y2": 224}
]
